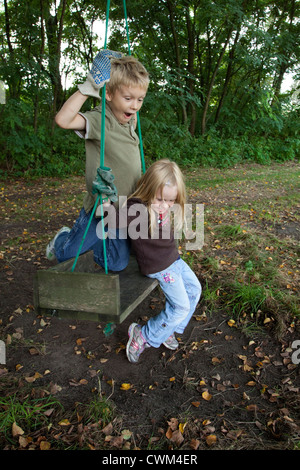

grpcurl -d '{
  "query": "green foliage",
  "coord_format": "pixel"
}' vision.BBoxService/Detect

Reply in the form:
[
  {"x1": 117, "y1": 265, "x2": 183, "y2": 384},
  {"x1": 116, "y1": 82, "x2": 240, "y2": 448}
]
[
  {"x1": 0, "y1": 0, "x2": 299, "y2": 175},
  {"x1": 0, "y1": 99, "x2": 85, "y2": 177},
  {"x1": 142, "y1": 116, "x2": 300, "y2": 168}
]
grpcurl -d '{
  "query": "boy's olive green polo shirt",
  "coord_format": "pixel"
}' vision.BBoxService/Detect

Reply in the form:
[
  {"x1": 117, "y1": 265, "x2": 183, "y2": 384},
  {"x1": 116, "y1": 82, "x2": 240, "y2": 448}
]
[{"x1": 76, "y1": 102, "x2": 141, "y2": 212}]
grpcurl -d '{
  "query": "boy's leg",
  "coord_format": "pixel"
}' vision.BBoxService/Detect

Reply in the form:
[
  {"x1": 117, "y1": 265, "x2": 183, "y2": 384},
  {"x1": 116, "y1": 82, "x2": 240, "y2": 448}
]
[
  {"x1": 142, "y1": 259, "x2": 191, "y2": 348},
  {"x1": 92, "y1": 231, "x2": 130, "y2": 271},
  {"x1": 53, "y1": 208, "x2": 99, "y2": 263},
  {"x1": 54, "y1": 209, "x2": 130, "y2": 271}
]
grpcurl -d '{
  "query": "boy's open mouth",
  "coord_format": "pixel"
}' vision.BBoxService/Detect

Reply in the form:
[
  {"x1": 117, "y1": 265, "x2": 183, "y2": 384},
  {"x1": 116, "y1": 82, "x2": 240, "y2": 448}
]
[{"x1": 124, "y1": 112, "x2": 132, "y2": 118}]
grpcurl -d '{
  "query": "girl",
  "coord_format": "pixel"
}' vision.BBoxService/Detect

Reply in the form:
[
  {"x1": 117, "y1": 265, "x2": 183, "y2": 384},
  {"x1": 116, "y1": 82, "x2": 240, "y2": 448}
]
[{"x1": 125, "y1": 159, "x2": 202, "y2": 363}]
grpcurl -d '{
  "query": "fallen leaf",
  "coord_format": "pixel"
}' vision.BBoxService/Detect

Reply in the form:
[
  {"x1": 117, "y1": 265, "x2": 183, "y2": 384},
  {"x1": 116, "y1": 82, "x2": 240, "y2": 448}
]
[
  {"x1": 19, "y1": 436, "x2": 29, "y2": 448},
  {"x1": 40, "y1": 440, "x2": 51, "y2": 450},
  {"x1": 206, "y1": 434, "x2": 217, "y2": 446},
  {"x1": 211, "y1": 357, "x2": 222, "y2": 365},
  {"x1": 166, "y1": 426, "x2": 173, "y2": 439},
  {"x1": 102, "y1": 422, "x2": 113, "y2": 435},
  {"x1": 12, "y1": 422, "x2": 24, "y2": 437},
  {"x1": 50, "y1": 383, "x2": 62, "y2": 394},
  {"x1": 108, "y1": 435, "x2": 124, "y2": 448},
  {"x1": 58, "y1": 419, "x2": 71, "y2": 426},
  {"x1": 192, "y1": 401, "x2": 200, "y2": 408},
  {"x1": 190, "y1": 438, "x2": 200, "y2": 450},
  {"x1": 25, "y1": 372, "x2": 43, "y2": 383},
  {"x1": 170, "y1": 429, "x2": 184, "y2": 446},
  {"x1": 28, "y1": 347, "x2": 39, "y2": 356},
  {"x1": 167, "y1": 418, "x2": 178, "y2": 431},
  {"x1": 202, "y1": 419, "x2": 211, "y2": 426},
  {"x1": 179, "y1": 422, "x2": 186, "y2": 434},
  {"x1": 121, "y1": 429, "x2": 132, "y2": 440},
  {"x1": 202, "y1": 391, "x2": 212, "y2": 401},
  {"x1": 120, "y1": 383, "x2": 132, "y2": 390}
]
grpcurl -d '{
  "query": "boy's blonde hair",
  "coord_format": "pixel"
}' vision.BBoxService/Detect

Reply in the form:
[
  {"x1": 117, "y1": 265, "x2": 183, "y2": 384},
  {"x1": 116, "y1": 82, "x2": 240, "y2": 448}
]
[
  {"x1": 107, "y1": 56, "x2": 149, "y2": 94},
  {"x1": 130, "y1": 159, "x2": 186, "y2": 235}
]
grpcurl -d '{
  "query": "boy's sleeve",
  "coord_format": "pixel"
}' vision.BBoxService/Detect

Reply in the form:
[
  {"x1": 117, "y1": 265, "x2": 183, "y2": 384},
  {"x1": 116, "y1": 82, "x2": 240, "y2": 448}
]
[{"x1": 74, "y1": 106, "x2": 110, "y2": 141}]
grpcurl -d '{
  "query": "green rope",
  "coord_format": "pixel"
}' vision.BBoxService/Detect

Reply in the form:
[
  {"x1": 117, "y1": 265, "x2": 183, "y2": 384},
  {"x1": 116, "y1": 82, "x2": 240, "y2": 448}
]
[
  {"x1": 123, "y1": 0, "x2": 146, "y2": 174},
  {"x1": 70, "y1": 194, "x2": 100, "y2": 272},
  {"x1": 71, "y1": 0, "x2": 145, "y2": 273},
  {"x1": 123, "y1": 0, "x2": 131, "y2": 54},
  {"x1": 71, "y1": 0, "x2": 110, "y2": 274}
]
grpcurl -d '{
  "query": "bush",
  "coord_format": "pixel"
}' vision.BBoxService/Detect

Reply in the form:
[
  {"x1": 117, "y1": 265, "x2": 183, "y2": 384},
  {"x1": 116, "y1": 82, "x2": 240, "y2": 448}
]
[
  {"x1": 0, "y1": 99, "x2": 85, "y2": 177},
  {"x1": 1, "y1": 96, "x2": 299, "y2": 177},
  {"x1": 143, "y1": 120, "x2": 299, "y2": 168}
]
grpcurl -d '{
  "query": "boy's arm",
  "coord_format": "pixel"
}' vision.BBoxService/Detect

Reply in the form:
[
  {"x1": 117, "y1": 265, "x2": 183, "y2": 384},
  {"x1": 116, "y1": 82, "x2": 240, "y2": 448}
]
[
  {"x1": 55, "y1": 91, "x2": 88, "y2": 130},
  {"x1": 55, "y1": 50, "x2": 123, "y2": 131}
]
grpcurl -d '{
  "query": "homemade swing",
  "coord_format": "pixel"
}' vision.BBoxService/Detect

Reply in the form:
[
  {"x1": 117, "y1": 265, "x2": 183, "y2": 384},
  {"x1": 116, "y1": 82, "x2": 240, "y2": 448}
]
[{"x1": 33, "y1": 0, "x2": 157, "y2": 325}]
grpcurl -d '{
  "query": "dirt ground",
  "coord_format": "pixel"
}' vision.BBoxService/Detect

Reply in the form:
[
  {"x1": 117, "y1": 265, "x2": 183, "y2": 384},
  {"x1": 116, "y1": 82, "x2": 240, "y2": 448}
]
[{"x1": 0, "y1": 164, "x2": 299, "y2": 450}]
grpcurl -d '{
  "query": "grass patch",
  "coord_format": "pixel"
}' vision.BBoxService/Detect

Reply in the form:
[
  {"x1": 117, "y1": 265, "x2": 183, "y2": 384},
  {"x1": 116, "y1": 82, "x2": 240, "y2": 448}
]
[
  {"x1": 183, "y1": 162, "x2": 300, "y2": 338},
  {"x1": 0, "y1": 392, "x2": 63, "y2": 446}
]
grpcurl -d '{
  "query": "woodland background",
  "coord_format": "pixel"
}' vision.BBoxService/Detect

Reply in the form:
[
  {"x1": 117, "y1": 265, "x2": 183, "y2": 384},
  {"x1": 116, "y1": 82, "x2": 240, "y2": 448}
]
[
  {"x1": 1, "y1": 1, "x2": 300, "y2": 451},
  {"x1": 0, "y1": 0, "x2": 299, "y2": 176}
]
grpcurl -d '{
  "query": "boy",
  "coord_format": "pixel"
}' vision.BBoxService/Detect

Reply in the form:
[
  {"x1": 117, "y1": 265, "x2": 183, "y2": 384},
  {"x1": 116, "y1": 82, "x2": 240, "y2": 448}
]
[{"x1": 46, "y1": 51, "x2": 149, "y2": 271}]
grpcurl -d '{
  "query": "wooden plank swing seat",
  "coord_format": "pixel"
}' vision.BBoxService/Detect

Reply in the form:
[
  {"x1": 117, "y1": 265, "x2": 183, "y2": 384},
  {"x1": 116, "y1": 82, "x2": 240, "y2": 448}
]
[{"x1": 33, "y1": 252, "x2": 158, "y2": 324}]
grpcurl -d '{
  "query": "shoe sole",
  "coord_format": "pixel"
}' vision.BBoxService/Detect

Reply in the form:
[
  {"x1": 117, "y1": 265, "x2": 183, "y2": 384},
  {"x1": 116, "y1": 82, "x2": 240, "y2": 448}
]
[
  {"x1": 126, "y1": 323, "x2": 139, "y2": 363},
  {"x1": 46, "y1": 227, "x2": 70, "y2": 260},
  {"x1": 163, "y1": 342, "x2": 178, "y2": 350}
]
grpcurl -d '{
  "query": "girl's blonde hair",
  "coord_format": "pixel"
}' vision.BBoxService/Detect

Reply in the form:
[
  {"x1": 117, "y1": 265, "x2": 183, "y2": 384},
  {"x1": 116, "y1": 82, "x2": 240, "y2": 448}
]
[
  {"x1": 107, "y1": 56, "x2": 149, "y2": 95},
  {"x1": 130, "y1": 159, "x2": 186, "y2": 235}
]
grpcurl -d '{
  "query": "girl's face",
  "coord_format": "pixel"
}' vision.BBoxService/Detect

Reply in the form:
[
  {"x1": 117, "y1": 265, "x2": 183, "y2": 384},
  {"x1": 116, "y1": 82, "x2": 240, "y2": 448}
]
[{"x1": 151, "y1": 184, "x2": 178, "y2": 215}]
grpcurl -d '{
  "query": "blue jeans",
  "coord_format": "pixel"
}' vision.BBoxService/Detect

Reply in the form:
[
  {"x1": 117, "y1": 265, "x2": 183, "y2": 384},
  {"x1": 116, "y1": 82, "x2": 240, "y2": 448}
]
[
  {"x1": 54, "y1": 208, "x2": 130, "y2": 271},
  {"x1": 142, "y1": 258, "x2": 202, "y2": 348}
]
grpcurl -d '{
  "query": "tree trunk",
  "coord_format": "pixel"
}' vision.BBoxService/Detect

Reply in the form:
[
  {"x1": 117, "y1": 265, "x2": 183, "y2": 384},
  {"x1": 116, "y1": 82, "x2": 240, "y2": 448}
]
[
  {"x1": 201, "y1": 27, "x2": 233, "y2": 135},
  {"x1": 44, "y1": 0, "x2": 67, "y2": 125},
  {"x1": 165, "y1": 0, "x2": 187, "y2": 125},
  {"x1": 33, "y1": 0, "x2": 46, "y2": 132},
  {"x1": 214, "y1": 28, "x2": 241, "y2": 125},
  {"x1": 186, "y1": 6, "x2": 196, "y2": 136},
  {"x1": 271, "y1": 0, "x2": 296, "y2": 107},
  {"x1": 3, "y1": 0, "x2": 20, "y2": 99}
]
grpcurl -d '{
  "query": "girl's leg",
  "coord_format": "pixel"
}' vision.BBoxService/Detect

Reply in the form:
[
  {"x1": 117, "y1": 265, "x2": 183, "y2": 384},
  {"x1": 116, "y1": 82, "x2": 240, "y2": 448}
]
[
  {"x1": 174, "y1": 259, "x2": 202, "y2": 334},
  {"x1": 142, "y1": 258, "x2": 200, "y2": 348}
]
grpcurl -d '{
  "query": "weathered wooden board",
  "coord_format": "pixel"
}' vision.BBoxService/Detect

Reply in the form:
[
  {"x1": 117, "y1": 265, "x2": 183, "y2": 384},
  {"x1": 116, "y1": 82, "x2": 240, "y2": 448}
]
[{"x1": 33, "y1": 252, "x2": 157, "y2": 323}]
